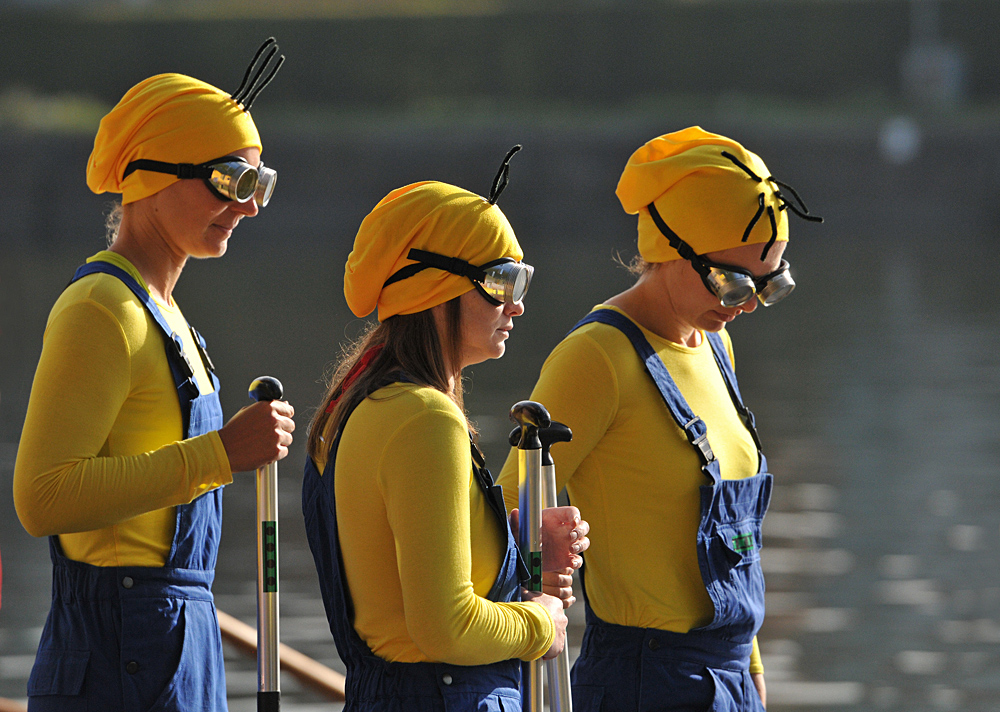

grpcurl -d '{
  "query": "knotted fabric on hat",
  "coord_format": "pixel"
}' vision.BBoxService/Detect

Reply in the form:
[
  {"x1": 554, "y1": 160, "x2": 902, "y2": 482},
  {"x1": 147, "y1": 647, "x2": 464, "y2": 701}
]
[
  {"x1": 616, "y1": 126, "x2": 788, "y2": 263},
  {"x1": 87, "y1": 73, "x2": 261, "y2": 204},
  {"x1": 345, "y1": 181, "x2": 523, "y2": 321}
]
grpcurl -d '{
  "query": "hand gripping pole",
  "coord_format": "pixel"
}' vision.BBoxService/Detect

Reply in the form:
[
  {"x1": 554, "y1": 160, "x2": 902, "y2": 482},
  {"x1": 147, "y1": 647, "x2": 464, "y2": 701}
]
[
  {"x1": 248, "y1": 376, "x2": 283, "y2": 712},
  {"x1": 510, "y1": 420, "x2": 574, "y2": 712},
  {"x1": 510, "y1": 401, "x2": 550, "y2": 712}
]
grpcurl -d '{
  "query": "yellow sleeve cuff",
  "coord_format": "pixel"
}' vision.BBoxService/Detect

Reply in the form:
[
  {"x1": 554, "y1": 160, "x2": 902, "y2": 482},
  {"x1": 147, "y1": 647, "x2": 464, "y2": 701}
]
[{"x1": 518, "y1": 600, "x2": 556, "y2": 661}]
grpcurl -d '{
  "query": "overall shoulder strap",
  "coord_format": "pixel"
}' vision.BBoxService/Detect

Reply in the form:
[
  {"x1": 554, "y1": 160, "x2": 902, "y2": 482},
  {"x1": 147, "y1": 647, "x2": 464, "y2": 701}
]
[
  {"x1": 704, "y1": 332, "x2": 763, "y2": 455},
  {"x1": 568, "y1": 310, "x2": 716, "y2": 470},
  {"x1": 71, "y1": 261, "x2": 202, "y2": 400}
]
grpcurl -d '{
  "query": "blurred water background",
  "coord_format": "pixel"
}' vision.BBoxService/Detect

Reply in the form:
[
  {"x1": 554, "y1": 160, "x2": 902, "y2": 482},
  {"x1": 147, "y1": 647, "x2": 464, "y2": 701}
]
[{"x1": 2, "y1": 1, "x2": 1000, "y2": 709}]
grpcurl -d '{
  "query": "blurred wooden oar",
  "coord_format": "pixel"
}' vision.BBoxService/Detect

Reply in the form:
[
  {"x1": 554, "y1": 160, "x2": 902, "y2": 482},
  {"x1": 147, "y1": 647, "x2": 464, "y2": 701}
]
[{"x1": 217, "y1": 609, "x2": 346, "y2": 701}]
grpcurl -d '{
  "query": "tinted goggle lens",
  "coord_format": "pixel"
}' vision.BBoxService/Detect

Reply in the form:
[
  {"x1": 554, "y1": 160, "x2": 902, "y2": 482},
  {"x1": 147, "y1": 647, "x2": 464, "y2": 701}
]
[
  {"x1": 255, "y1": 164, "x2": 277, "y2": 207},
  {"x1": 756, "y1": 269, "x2": 795, "y2": 306},
  {"x1": 480, "y1": 261, "x2": 534, "y2": 304}
]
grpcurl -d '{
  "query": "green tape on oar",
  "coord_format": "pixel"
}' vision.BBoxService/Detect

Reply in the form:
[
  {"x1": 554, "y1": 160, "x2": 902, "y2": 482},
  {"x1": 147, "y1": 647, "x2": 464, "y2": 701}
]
[
  {"x1": 262, "y1": 521, "x2": 278, "y2": 592},
  {"x1": 529, "y1": 550, "x2": 542, "y2": 591}
]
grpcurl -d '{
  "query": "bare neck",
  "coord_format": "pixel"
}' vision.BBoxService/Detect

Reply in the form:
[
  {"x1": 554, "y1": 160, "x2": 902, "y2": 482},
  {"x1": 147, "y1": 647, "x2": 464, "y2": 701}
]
[
  {"x1": 604, "y1": 268, "x2": 701, "y2": 348},
  {"x1": 109, "y1": 213, "x2": 187, "y2": 304}
]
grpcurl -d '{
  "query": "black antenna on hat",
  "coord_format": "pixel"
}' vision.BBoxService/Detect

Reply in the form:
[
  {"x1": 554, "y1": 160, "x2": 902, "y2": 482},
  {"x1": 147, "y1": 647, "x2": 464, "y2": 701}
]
[
  {"x1": 231, "y1": 37, "x2": 285, "y2": 111},
  {"x1": 720, "y1": 149, "x2": 823, "y2": 261},
  {"x1": 488, "y1": 145, "x2": 522, "y2": 205}
]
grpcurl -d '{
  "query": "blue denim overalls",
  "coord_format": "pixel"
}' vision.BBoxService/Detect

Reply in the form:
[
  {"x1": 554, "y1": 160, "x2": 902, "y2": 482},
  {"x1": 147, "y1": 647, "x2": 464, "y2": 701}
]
[
  {"x1": 302, "y1": 392, "x2": 529, "y2": 711},
  {"x1": 567, "y1": 310, "x2": 771, "y2": 712},
  {"x1": 27, "y1": 262, "x2": 228, "y2": 712}
]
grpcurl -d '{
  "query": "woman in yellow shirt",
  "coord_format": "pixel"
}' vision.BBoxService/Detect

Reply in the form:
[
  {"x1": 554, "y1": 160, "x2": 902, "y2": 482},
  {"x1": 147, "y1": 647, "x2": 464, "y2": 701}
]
[
  {"x1": 14, "y1": 40, "x2": 295, "y2": 712},
  {"x1": 497, "y1": 127, "x2": 823, "y2": 712},
  {"x1": 303, "y1": 149, "x2": 588, "y2": 711}
]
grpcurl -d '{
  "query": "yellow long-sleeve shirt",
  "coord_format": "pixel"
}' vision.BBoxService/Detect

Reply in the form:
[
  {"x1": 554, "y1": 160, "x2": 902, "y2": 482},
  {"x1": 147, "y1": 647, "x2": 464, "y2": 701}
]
[
  {"x1": 13, "y1": 251, "x2": 232, "y2": 567},
  {"x1": 496, "y1": 305, "x2": 764, "y2": 673},
  {"x1": 318, "y1": 382, "x2": 554, "y2": 665}
]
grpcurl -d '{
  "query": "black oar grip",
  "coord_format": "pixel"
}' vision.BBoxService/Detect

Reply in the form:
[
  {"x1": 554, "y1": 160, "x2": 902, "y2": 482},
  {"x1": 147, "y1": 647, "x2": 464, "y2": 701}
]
[
  {"x1": 510, "y1": 400, "x2": 550, "y2": 450},
  {"x1": 249, "y1": 376, "x2": 283, "y2": 402}
]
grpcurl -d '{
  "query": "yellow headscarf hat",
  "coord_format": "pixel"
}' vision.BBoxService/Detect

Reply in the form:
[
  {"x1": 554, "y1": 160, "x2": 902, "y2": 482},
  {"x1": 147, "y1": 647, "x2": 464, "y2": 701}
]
[
  {"x1": 345, "y1": 178, "x2": 524, "y2": 322},
  {"x1": 86, "y1": 39, "x2": 284, "y2": 204},
  {"x1": 616, "y1": 126, "x2": 820, "y2": 263}
]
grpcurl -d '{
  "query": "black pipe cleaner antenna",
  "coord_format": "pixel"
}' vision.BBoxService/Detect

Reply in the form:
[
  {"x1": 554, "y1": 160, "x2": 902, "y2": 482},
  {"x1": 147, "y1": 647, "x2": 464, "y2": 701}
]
[
  {"x1": 721, "y1": 150, "x2": 823, "y2": 260},
  {"x1": 231, "y1": 37, "x2": 285, "y2": 111},
  {"x1": 488, "y1": 145, "x2": 522, "y2": 205}
]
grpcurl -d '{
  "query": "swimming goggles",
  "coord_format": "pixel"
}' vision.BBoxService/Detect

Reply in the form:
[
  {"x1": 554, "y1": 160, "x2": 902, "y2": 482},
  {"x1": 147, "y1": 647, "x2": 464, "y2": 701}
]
[
  {"x1": 122, "y1": 155, "x2": 277, "y2": 207},
  {"x1": 383, "y1": 248, "x2": 534, "y2": 306},
  {"x1": 694, "y1": 256, "x2": 795, "y2": 307},
  {"x1": 647, "y1": 201, "x2": 794, "y2": 307}
]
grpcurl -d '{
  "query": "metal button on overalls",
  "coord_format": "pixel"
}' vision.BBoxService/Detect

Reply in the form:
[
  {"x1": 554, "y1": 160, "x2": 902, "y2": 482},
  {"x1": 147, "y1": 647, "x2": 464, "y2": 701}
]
[{"x1": 122, "y1": 576, "x2": 134, "y2": 589}]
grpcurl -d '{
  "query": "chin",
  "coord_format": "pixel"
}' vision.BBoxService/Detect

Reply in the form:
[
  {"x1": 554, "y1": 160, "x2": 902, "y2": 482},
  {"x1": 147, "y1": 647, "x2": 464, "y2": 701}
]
[{"x1": 198, "y1": 240, "x2": 230, "y2": 259}]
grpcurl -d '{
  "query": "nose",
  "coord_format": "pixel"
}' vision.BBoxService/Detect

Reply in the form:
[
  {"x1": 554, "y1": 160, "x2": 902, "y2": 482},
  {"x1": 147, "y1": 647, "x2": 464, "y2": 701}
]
[
  {"x1": 506, "y1": 300, "x2": 525, "y2": 317},
  {"x1": 232, "y1": 196, "x2": 259, "y2": 218},
  {"x1": 740, "y1": 297, "x2": 759, "y2": 314}
]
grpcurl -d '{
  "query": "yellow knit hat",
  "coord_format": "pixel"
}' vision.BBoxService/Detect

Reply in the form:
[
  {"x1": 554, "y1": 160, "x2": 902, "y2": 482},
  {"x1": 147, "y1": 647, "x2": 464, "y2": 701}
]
[
  {"x1": 616, "y1": 126, "x2": 789, "y2": 263},
  {"x1": 86, "y1": 73, "x2": 262, "y2": 204},
  {"x1": 345, "y1": 181, "x2": 524, "y2": 321}
]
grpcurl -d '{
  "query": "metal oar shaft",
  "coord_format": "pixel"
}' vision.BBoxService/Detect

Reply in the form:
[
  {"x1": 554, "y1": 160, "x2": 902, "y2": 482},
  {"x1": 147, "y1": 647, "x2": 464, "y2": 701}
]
[
  {"x1": 542, "y1": 460, "x2": 573, "y2": 712},
  {"x1": 510, "y1": 401, "x2": 550, "y2": 712},
  {"x1": 249, "y1": 376, "x2": 284, "y2": 712},
  {"x1": 509, "y1": 413, "x2": 575, "y2": 712},
  {"x1": 518, "y1": 446, "x2": 545, "y2": 712},
  {"x1": 257, "y1": 458, "x2": 280, "y2": 709}
]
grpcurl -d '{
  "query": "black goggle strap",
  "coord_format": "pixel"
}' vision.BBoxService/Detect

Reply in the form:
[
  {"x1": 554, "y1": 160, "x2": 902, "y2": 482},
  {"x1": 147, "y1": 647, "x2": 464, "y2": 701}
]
[
  {"x1": 122, "y1": 155, "x2": 246, "y2": 182},
  {"x1": 488, "y1": 144, "x2": 522, "y2": 205},
  {"x1": 383, "y1": 249, "x2": 487, "y2": 288},
  {"x1": 646, "y1": 201, "x2": 709, "y2": 277},
  {"x1": 231, "y1": 37, "x2": 286, "y2": 111},
  {"x1": 383, "y1": 249, "x2": 522, "y2": 307},
  {"x1": 123, "y1": 159, "x2": 212, "y2": 181}
]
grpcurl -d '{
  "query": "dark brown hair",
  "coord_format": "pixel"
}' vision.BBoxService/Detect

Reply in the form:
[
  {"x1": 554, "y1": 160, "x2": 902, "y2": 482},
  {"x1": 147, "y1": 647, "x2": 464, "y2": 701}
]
[{"x1": 306, "y1": 296, "x2": 468, "y2": 463}]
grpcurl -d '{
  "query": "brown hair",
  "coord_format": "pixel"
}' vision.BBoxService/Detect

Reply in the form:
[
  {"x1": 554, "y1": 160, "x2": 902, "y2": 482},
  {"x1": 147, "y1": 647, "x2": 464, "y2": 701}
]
[
  {"x1": 306, "y1": 296, "x2": 469, "y2": 463},
  {"x1": 105, "y1": 202, "x2": 124, "y2": 246},
  {"x1": 615, "y1": 251, "x2": 655, "y2": 278}
]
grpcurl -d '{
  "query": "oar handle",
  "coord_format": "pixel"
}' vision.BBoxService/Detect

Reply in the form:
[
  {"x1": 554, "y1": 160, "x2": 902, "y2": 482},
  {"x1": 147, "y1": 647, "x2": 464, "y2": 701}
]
[
  {"x1": 249, "y1": 377, "x2": 283, "y2": 712},
  {"x1": 509, "y1": 418, "x2": 575, "y2": 712},
  {"x1": 510, "y1": 401, "x2": 550, "y2": 712}
]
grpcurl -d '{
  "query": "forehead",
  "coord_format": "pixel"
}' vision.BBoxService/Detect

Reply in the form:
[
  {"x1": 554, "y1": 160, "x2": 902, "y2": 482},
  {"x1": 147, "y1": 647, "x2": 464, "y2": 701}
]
[
  {"x1": 704, "y1": 240, "x2": 786, "y2": 275},
  {"x1": 229, "y1": 146, "x2": 261, "y2": 166}
]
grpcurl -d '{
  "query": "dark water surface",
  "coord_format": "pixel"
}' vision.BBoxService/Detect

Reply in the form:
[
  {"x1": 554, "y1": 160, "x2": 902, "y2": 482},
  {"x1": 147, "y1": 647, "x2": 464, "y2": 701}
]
[{"x1": 3, "y1": 118, "x2": 1000, "y2": 710}]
